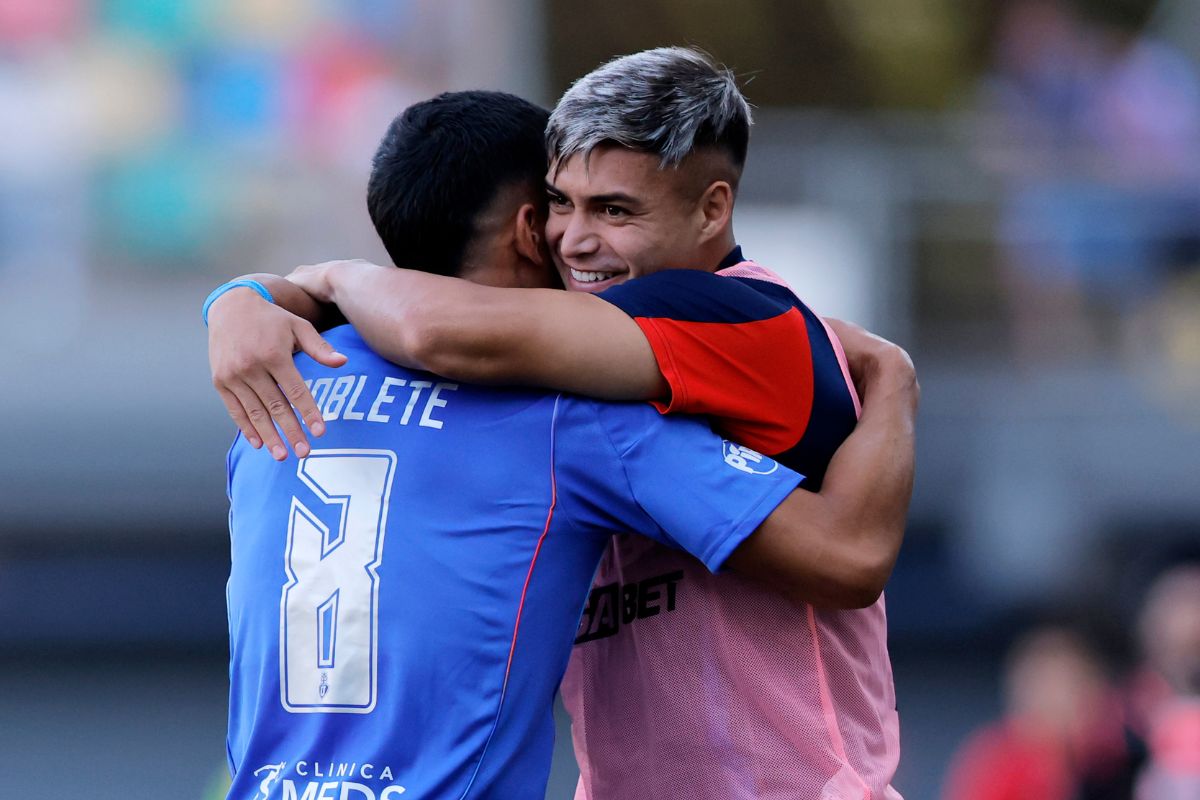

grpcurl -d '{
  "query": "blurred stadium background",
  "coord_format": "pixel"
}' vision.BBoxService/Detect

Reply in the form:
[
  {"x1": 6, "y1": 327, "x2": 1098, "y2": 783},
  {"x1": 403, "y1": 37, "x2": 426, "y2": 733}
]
[{"x1": 1, "y1": 0, "x2": 1198, "y2": 797}]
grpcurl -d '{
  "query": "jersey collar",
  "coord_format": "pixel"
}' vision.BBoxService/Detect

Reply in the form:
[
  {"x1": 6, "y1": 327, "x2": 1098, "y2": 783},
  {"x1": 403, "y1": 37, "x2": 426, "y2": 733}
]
[{"x1": 717, "y1": 245, "x2": 745, "y2": 270}]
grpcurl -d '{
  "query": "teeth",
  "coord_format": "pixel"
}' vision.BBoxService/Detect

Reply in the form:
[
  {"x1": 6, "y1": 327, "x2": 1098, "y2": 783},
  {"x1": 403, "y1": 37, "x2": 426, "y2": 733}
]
[{"x1": 570, "y1": 268, "x2": 614, "y2": 283}]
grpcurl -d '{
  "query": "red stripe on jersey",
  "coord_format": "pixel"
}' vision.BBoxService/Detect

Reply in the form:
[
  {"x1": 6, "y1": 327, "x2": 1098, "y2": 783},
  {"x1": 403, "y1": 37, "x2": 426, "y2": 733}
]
[
  {"x1": 505, "y1": 423, "x2": 558, "y2": 679},
  {"x1": 461, "y1": 398, "x2": 560, "y2": 797},
  {"x1": 633, "y1": 307, "x2": 815, "y2": 455}
]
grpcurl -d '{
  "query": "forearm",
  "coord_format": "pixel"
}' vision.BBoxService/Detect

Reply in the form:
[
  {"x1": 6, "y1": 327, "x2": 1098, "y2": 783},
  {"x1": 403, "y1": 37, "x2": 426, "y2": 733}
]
[
  {"x1": 729, "y1": 349, "x2": 917, "y2": 609},
  {"x1": 236, "y1": 273, "x2": 341, "y2": 330},
  {"x1": 815, "y1": 352, "x2": 918, "y2": 599},
  {"x1": 326, "y1": 262, "x2": 665, "y2": 398},
  {"x1": 326, "y1": 263, "x2": 508, "y2": 374}
]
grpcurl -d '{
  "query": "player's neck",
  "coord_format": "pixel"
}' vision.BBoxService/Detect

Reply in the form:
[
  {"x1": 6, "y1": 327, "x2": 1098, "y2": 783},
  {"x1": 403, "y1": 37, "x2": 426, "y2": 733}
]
[{"x1": 699, "y1": 228, "x2": 738, "y2": 271}]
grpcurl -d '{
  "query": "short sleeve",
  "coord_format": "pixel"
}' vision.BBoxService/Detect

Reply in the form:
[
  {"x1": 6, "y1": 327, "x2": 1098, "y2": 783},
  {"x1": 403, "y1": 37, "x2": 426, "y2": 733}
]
[
  {"x1": 599, "y1": 269, "x2": 818, "y2": 455},
  {"x1": 553, "y1": 396, "x2": 803, "y2": 572}
]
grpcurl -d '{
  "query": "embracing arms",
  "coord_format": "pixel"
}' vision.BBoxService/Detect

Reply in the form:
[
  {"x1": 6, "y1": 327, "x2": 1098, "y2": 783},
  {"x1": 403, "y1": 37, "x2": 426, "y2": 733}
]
[
  {"x1": 207, "y1": 261, "x2": 662, "y2": 458},
  {"x1": 207, "y1": 264, "x2": 917, "y2": 609},
  {"x1": 725, "y1": 321, "x2": 918, "y2": 609}
]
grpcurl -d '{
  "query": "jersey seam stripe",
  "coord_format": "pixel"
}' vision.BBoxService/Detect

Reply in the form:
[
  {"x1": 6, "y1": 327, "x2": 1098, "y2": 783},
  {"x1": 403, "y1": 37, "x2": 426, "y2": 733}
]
[
  {"x1": 807, "y1": 604, "x2": 873, "y2": 799},
  {"x1": 457, "y1": 394, "x2": 561, "y2": 799}
]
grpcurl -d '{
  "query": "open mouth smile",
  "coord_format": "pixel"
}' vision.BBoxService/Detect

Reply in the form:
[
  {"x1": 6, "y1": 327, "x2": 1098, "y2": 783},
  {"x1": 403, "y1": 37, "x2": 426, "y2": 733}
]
[
  {"x1": 570, "y1": 268, "x2": 620, "y2": 283},
  {"x1": 566, "y1": 267, "x2": 627, "y2": 291}
]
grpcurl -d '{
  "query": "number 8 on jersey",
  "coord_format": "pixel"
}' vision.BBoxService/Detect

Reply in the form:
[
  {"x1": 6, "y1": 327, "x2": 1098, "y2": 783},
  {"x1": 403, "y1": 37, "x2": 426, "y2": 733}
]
[{"x1": 280, "y1": 450, "x2": 397, "y2": 713}]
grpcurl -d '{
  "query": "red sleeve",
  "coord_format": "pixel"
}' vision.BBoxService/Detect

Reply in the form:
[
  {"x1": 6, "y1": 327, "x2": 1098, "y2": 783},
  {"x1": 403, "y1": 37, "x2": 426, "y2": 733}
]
[
  {"x1": 633, "y1": 311, "x2": 815, "y2": 455},
  {"x1": 599, "y1": 268, "x2": 858, "y2": 472}
]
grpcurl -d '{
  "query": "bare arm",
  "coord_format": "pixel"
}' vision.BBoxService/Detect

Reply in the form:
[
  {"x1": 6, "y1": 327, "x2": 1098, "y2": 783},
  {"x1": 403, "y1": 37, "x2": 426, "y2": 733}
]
[
  {"x1": 236, "y1": 272, "x2": 335, "y2": 328},
  {"x1": 725, "y1": 321, "x2": 918, "y2": 609},
  {"x1": 310, "y1": 260, "x2": 666, "y2": 400},
  {"x1": 208, "y1": 259, "x2": 664, "y2": 458}
]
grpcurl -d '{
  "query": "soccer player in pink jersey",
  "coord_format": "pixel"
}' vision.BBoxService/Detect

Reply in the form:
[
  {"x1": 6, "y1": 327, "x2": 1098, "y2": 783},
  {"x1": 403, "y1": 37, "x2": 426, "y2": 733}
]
[{"x1": 211, "y1": 49, "x2": 914, "y2": 798}]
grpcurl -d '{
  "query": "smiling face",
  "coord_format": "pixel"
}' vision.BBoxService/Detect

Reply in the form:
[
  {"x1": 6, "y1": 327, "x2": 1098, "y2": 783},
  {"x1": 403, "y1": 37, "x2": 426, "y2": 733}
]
[{"x1": 544, "y1": 145, "x2": 736, "y2": 294}]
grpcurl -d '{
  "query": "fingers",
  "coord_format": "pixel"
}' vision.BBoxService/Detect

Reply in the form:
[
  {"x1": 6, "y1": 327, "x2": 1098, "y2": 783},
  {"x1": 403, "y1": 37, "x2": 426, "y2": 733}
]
[
  {"x1": 822, "y1": 318, "x2": 917, "y2": 408},
  {"x1": 823, "y1": 317, "x2": 869, "y2": 351},
  {"x1": 227, "y1": 381, "x2": 291, "y2": 461},
  {"x1": 286, "y1": 263, "x2": 334, "y2": 303},
  {"x1": 281, "y1": 320, "x2": 344, "y2": 438},
  {"x1": 245, "y1": 372, "x2": 313, "y2": 460},
  {"x1": 823, "y1": 317, "x2": 886, "y2": 400},
  {"x1": 219, "y1": 362, "x2": 327, "y2": 459},
  {"x1": 273, "y1": 360, "x2": 327, "y2": 439},
  {"x1": 208, "y1": 291, "x2": 342, "y2": 459},
  {"x1": 822, "y1": 317, "x2": 852, "y2": 336},
  {"x1": 216, "y1": 386, "x2": 263, "y2": 450},
  {"x1": 294, "y1": 321, "x2": 347, "y2": 368},
  {"x1": 822, "y1": 318, "x2": 868, "y2": 380}
]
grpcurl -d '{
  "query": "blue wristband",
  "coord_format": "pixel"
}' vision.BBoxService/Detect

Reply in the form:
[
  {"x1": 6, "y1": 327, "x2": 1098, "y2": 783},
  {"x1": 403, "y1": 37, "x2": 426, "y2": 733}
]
[{"x1": 202, "y1": 279, "x2": 275, "y2": 326}]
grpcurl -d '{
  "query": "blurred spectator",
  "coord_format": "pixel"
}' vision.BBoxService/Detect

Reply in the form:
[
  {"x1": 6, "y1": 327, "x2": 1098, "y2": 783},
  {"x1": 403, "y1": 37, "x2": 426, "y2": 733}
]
[
  {"x1": 1129, "y1": 565, "x2": 1200, "y2": 798},
  {"x1": 973, "y1": 0, "x2": 1200, "y2": 364},
  {"x1": 942, "y1": 627, "x2": 1136, "y2": 800}
]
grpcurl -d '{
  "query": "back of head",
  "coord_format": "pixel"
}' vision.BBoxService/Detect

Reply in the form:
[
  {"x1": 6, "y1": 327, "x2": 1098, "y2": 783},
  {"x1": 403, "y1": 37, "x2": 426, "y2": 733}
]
[
  {"x1": 368, "y1": 91, "x2": 550, "y2": 276},
  {"x1": 546, "y1": 47, "x2": 752, "y2": 179}
]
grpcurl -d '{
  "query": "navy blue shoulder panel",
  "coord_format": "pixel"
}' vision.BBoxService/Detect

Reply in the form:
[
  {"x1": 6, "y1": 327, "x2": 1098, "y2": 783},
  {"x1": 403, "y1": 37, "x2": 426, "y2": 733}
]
[
  {"x1": 775, "y1": 303, "x2": 859, "y2": 490},
  {"x1": 600, "y1": 269, "x2": 859, "y2": 490},
  {"x1": 598, "y1": 269, "x2": 792, "y2": 324}
]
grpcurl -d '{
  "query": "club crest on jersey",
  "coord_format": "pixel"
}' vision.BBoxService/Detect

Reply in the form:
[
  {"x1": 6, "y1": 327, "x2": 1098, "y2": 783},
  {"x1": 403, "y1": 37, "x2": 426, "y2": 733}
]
[{"x1": 722, "y1": 441, "x2": 778, "y2": 475}]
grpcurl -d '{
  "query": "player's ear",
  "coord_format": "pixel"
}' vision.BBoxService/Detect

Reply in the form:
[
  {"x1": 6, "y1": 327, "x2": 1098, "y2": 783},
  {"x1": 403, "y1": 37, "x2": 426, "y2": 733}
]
[
  {"x1": 514, "y1": 202, "x2": 546, "y2": 267},
  {"x1": 696, "y1": 180, "x2": 734, "y2": 243}
]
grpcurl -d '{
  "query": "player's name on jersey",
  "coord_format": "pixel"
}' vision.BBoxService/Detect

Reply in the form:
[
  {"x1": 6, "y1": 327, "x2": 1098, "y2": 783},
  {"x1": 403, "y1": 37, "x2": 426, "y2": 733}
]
[{"x1": 303, "y1": 374, "x2": 457, "y2": 430}]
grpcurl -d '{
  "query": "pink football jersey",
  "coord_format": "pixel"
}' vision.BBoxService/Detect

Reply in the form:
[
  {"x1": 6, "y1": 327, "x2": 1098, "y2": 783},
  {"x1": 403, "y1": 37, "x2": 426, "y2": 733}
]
[{"x1": 561, "y1": 262, "x2": 903, "y2": 799}]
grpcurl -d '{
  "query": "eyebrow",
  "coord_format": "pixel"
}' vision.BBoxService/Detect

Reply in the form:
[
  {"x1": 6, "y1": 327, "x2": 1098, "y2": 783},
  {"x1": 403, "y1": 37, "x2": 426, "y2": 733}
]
[{"x1": 545, "y1": 181, "x2": 641, "y2": 207}]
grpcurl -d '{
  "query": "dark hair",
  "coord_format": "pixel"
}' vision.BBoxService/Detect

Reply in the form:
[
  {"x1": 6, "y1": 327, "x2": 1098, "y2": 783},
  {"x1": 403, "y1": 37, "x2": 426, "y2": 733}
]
[{"x1": 367, "y1": 91, "x2": 550, "y2": 276}]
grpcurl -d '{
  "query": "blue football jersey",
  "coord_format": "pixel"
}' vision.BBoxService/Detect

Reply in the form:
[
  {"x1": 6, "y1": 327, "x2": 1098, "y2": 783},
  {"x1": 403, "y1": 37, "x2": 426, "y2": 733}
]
[{"x1": 225, "y1": 325, "x2": 802, "y2": 800}]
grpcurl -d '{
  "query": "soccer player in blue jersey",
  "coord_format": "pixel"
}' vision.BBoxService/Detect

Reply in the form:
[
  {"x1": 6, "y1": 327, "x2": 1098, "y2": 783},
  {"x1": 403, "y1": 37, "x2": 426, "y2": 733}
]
[
  {"x1": 224, "y1": 312, "x2": 815, "y2": 799},
  {"x1": 209, "y1": 73, "x2": 917, "y2": 799}
]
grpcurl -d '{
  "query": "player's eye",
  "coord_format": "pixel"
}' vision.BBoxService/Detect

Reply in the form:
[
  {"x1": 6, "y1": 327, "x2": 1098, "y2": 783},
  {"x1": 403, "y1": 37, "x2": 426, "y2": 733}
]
[
  {"x1": 602, "y1": 205, "x2": 628, "y2": 218},
  {"x1": 547, "y1": 191, "x2": 570, "y2": 210}
]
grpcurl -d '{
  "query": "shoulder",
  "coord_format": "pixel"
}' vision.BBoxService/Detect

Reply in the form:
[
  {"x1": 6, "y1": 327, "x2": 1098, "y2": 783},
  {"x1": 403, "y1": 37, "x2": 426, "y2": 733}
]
[
  {"x1": 598, "y1": 268, "x2": 796, "y2": 323},
  {"x1": 556, "y1": 395, "x2": 706, "y2": 454}
]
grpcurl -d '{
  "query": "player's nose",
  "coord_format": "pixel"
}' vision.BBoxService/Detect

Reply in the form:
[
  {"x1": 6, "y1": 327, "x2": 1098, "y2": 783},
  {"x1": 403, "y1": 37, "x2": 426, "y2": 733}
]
[{"x1": 559, "y1": 212, "x2": 599, "y2": 259}]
